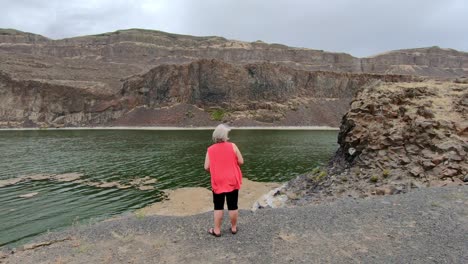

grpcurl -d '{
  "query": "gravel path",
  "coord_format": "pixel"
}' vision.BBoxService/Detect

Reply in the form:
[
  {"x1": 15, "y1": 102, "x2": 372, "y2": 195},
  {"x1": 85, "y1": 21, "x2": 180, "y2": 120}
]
[{"x1": 2, "y1": 186, "x2": 467, "y2": 264}]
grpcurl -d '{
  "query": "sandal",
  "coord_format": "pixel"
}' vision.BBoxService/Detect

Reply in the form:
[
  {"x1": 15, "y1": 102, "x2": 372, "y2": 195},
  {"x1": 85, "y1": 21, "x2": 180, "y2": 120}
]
[
  {"x1": 231, "y1": 227, "x2": 238, "y2": 235},
  {"x1": 208, "y1": 228, "x2": 221, "y2": 237}
]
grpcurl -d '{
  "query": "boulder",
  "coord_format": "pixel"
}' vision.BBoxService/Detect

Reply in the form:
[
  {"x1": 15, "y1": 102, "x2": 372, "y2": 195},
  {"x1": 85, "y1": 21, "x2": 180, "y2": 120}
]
[
  {"x1": 409, "y1": 165, "x2": 424, "y2": 177},
  {"x1": 422, "y1": 160, "x2": 436, "y2": 170},
  {"x1": 442, "y1": 168, "x2": 459, "y2": 178}
]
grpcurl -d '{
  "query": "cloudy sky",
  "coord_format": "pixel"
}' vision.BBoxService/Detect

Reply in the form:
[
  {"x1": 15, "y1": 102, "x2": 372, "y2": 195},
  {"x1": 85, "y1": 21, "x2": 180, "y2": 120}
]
[{"x1": 1, "y1": 0, "x2": 467, "y2": 57}]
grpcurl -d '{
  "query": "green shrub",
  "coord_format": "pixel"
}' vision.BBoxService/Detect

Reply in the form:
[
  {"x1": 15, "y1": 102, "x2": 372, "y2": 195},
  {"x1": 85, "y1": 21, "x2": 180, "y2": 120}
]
[
  {"x1": 211, "y1": 109, "x2": 225, "y2": 121},
  {"x1": 185, "y1": 110, "x2": 194, "y2": 118},
  {"x1": 315, "y1": 171, "x2": 327, "y2": 181},
  {"x1": 311, "y1": 167, "x2": 321, "y2": 174},
  {"x1": 382, "y1": 169, "x2": 390, "y2": 178},
  {"x1": 134, "y1": 211, "x2": 146, "y2": 219},
  {"x1": 370, "y1": 175, "x2": 379, "y2": 183}
]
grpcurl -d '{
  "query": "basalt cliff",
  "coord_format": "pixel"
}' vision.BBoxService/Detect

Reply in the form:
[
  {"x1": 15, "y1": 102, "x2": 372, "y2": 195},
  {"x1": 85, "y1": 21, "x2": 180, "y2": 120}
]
[{"x1": 0, "y1": 28, "x2": 467, "y2": 128}]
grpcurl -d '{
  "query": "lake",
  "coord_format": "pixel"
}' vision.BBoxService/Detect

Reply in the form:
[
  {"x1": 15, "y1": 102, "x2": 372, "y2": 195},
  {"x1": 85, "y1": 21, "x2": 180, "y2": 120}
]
[{"x1": 0, "y1": 129, "x2": 338, "y2": 247}]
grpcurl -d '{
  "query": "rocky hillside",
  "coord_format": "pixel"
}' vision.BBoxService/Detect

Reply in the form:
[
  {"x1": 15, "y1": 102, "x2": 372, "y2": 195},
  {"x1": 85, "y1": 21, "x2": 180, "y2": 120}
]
[
  {"x1": 1, "y1": 29, "x2": 468, "y2": 76},
  {"x1": 0, "y1": 59, "x2": 415, "y2": 128},
  {"x1": 0, "y1": 28, "x2": 360, "y2": 73},
  {"x1": 275, "y1": 79, "x2": 467, "y2": 205},
  {"x1": 1, "y1": 28, "x2": 468, "y2": 128}
]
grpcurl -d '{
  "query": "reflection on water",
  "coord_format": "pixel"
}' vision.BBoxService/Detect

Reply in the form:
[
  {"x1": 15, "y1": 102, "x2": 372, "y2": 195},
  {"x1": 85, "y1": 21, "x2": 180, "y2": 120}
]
[{"x1": 0, "y1": 129, "x2": 337, "y2": 247}]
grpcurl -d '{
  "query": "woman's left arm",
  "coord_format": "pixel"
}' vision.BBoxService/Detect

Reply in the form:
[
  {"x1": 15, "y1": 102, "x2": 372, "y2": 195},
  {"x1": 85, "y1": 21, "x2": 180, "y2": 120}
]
[{"x1": 233, "y1": 143, "x2": 244, "y2": 165}]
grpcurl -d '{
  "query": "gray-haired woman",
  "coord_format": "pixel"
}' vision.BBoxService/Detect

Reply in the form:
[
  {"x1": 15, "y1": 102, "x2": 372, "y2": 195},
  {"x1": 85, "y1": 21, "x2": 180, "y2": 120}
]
[{"x1": 204, "y1": 124, "x2": 244, "y2": 237}]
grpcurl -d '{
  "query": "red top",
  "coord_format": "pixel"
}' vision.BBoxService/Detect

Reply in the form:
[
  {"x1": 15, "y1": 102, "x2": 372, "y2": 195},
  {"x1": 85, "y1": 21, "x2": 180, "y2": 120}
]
[{"x1": 208, "y1": 142, "x2": 243, "y2": 194}]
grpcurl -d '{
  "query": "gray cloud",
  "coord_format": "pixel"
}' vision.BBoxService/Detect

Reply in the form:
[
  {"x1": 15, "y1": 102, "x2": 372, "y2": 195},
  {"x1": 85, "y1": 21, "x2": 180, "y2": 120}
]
[{"x1": 1, "y1": 0, "x2": 467, "y2": 57}]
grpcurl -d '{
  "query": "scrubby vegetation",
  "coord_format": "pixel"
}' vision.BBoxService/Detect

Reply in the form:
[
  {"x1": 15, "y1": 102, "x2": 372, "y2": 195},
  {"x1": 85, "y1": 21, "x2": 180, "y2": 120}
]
[{"x1": 210, "y1": 109, "x2": 225, "y2": 121}]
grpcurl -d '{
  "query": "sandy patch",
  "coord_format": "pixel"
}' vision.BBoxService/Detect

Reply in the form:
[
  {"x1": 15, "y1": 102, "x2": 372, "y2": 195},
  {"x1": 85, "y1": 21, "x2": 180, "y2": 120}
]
[
  {"x1": 53, "y1": 173, "x2": 82, "y2": 182},
  {"x1": 137, "y1": 178, "x2": 280, "y2": 216},
  {"x1": 0, "y1": 177, "x2": 24, "y2": 188}
]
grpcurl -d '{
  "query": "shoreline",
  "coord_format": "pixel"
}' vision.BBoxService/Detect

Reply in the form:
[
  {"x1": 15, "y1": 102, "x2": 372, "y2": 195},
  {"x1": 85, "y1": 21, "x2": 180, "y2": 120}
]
[
  {"x1": 3, "y1": 186, "x2": 467, "y2": 263},
  {"x1": 136, "y1": 178, "x2": 281, "y2": 217},
  {"x1": 0, "y1": 126, "x2": 339, "y2": 131}
]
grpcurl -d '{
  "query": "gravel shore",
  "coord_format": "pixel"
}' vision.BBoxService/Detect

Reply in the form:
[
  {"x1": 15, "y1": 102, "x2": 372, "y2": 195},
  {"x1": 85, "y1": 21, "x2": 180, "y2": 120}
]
[{"x1": 2, "y1": 186, "x2": 467, "y2": 263}]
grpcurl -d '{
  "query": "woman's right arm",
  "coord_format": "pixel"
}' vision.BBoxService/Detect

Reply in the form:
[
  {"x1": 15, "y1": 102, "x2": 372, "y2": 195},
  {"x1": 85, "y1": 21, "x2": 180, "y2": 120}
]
[{"x1": 204, "y1": 151, "x2": 210, "y2": 171}]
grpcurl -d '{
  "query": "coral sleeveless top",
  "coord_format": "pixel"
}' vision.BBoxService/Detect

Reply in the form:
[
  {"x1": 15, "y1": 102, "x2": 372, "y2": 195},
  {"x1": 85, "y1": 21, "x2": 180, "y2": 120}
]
[{"x1": 207, "y1": 142, "x2": 243, "y2": 194}]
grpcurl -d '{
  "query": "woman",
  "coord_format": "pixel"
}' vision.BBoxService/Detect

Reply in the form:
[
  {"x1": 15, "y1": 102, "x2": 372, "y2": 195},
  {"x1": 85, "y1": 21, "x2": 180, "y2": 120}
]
[{"x1": 204, "y1": 124, "x2": 244, "y2": 237}]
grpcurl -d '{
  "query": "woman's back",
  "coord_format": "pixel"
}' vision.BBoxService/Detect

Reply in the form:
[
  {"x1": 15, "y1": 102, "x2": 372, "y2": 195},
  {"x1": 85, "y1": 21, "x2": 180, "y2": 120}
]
[{"x1": 208, "y1": 142, "x2": 242, "y2": 194}]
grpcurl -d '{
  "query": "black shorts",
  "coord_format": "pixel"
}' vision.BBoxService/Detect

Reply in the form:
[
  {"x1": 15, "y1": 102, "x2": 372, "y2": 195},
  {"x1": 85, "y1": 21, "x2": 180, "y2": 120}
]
[{"x1": 212, "y1": 189, "x2": 239, "y2": 210}]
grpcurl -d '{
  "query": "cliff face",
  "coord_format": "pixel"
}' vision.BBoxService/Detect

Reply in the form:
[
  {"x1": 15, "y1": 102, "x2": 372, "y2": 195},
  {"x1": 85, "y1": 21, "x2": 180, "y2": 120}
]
[
  {"x1": 0, "y1": 59, "x2": 415, "y2": 128},
  {"x1": 1, "y1": 28, "x2": 467, "y2": 128},
  {"x1": 1, "y1": 29, "x2": 467, "y2": 77},
  {"x1": 0, "y1": 29, "x2": 360, "y2": 72},
  {"x1": 116, "y1": 60, "x2": 417, "y2": 126},
  {"x1": 121, "y1": 60, "x2": 395, "y2": 106},
  {"x1": 0, "y1": 72, "x2": 129, "y2": 127}
]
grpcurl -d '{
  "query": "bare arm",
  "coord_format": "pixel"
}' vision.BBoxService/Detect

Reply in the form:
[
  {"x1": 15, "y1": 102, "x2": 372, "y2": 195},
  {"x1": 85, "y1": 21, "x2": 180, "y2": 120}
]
[
  {"x1": 233, "y1": 143, "x2": 244, "y2": 165},
  {"x1": 204, "y1": 151, "x2": 210, "y2": 171}
]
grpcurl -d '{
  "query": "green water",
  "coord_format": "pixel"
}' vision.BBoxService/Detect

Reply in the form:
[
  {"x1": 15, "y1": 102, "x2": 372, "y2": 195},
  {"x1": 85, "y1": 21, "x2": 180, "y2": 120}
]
[{"x1": 0, "y1": 129, "x2": 338, "y2": 247}]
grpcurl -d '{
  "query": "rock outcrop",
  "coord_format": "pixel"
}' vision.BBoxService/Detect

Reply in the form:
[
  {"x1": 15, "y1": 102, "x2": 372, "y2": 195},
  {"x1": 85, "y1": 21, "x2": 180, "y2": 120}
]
[
  {"x1": 331, "y1": 79, "x2": 467, "y2": 181},
  {"x1": 275, "y1": 80, "x2": 468, "y2": 205}
]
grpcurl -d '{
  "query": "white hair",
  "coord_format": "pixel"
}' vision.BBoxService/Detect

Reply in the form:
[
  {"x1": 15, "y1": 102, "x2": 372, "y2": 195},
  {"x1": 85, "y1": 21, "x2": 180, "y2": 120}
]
[{"x1": 212, "y1": 124, "x2": 231, "y2": 143}]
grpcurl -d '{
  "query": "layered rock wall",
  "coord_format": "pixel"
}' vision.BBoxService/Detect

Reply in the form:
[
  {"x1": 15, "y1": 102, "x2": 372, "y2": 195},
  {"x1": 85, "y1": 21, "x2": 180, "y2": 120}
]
[
  {"x1": 0, "y1": 60, "x2": 415, "y2": 128},
  {"x1": 0, "y1": 72, "x2": 128, "y2": 127},
  {"x1": 361, "y1": 47, "x2": 468, "y2": 77},
  {"x1": 122, "y1": 59, "x2": 415, "y2": 107},
  {"x1": 2, "y1": 29, "x2": 468, "y2": 77}
]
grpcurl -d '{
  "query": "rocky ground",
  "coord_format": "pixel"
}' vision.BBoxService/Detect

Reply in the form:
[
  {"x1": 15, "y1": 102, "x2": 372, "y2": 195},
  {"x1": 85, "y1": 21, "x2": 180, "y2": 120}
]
[{"x1": 1, "y1": 186, "x2": 467, "y2": 263}]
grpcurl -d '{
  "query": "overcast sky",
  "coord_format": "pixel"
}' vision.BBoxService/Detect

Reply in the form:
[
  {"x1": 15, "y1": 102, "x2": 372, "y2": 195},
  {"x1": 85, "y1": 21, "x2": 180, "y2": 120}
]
[{"x1": 1, "y1": 0, "x2": 467, "y2": 57}]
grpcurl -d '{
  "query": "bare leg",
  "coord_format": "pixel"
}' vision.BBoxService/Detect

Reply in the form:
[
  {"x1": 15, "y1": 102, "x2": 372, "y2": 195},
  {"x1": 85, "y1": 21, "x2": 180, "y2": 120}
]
[
  {"x1": 213, "y1": 210, "x2": 223, "y2": 234},
  {"x1": 228, "y1": 210, "x2": 238, "y2": 232}
]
